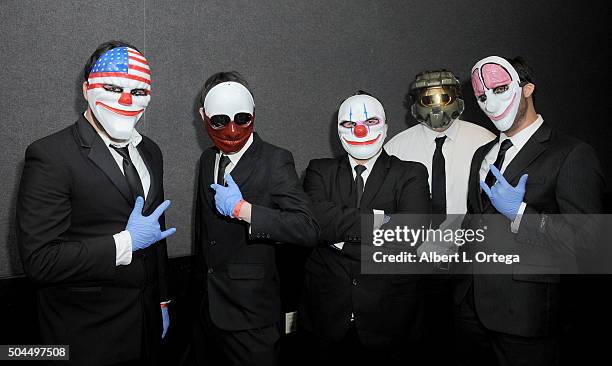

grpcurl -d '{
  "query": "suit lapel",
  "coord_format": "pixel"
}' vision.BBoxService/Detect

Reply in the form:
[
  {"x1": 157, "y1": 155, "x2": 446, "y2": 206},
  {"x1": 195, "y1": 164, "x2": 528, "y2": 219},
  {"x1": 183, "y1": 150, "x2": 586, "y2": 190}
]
[
  {"x1": 202, "y1": 149, "x2": 217, "y2": 208},
  {"x1": 359, "y1": 151, "x2": 390, "y2": 210},
  {"x1": 336, "y1": 156, "x2": 356, "y2": 207},
  {"x1": 229, "y1": 133, "x2": 262, "y2": 188},
  {"x1": 137, "y1": 142, "x2": 160, "y2": 214},
  {"x1": 472, "y1": 138, "x2": 498, "y2": 213},
  {"x1": 502, "y1": 123, "x2": 551, "y2": 184},
  {"x1": 76, "y1": 116, "x2": 132, "y2": 205}
]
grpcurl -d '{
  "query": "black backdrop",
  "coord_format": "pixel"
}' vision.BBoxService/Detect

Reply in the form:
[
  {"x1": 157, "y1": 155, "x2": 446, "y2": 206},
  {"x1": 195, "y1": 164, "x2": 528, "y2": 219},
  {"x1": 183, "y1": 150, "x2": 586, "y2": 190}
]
[{"x1": 1, "y1": 0, "x2": 610, "y2": 278}]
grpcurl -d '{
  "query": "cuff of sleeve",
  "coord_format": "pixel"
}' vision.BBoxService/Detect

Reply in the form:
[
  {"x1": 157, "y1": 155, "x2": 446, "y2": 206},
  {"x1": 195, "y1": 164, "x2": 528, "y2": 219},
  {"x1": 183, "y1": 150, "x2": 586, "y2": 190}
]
[
  {"x1": 373, "y1": 209, "x2": 385, "y2": 230},
  {"x1": 114, "y1": 230, "x2": 133, "y2": 266},
  {"x1": 510, "y1": 202, "x2": 527, "y2": 233},
  {"x1": 233, "y1": 199, "x2": 246, "y2": 219}
]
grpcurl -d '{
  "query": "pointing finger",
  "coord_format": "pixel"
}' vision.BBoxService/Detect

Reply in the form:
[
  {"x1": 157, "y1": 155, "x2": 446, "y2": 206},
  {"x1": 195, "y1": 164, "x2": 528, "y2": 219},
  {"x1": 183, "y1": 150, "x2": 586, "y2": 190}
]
[
  {"x1": 151, "y1": 200, "x2": 171, "y2": 219},
  {"x1": 160, "y1": 227, "x2": 176, "y2": 240},
  {"x1": 489, "y1": 165, "x2": 510, "y2": 188},
  {"x1": 479, "y1": 180, "x2": 492, "y2": 198}
]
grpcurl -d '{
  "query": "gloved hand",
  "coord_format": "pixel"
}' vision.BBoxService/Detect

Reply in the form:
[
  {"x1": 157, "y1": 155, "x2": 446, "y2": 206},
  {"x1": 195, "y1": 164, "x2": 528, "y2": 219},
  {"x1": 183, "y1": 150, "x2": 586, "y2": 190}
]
[
  {"x1": 480, "y1": 165, "x2": 528, "y2": 221},
  {"x1": 210, "y1": 174, "x2": 244, "y2": 218},
  {"x1": 161, "y1": 306, "x2": 169, "y2": 339},
  {"x1": 126, "y1": 197, "x2": 176, "y2": 251}
]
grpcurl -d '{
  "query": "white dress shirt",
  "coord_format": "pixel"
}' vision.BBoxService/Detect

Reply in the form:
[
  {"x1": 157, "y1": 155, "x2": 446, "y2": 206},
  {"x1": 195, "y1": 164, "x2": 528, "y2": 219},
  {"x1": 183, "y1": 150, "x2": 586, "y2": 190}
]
[
  {"x1": 385, "y1": 119, "x2": 495, "y2": 215},
  {"x1": 479, "y1": 115, "x2": 545, "y2": 232},
  {"x1": 96, "y1": 125, "x2": 151, "y2": 266}
]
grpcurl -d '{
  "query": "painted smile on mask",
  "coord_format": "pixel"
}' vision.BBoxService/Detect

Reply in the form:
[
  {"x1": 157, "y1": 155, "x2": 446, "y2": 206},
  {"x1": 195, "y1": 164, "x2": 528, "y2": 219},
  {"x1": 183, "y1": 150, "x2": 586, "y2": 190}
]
[
  {"x1": 490, "y1": 92, "x2": 517, "y2": 121},
  {"x1": 343, "y1": 134, "x2": 381, "y2": 145},
  {"x1": 96, "y1": 101, "x2": 144, "y2": 116}
]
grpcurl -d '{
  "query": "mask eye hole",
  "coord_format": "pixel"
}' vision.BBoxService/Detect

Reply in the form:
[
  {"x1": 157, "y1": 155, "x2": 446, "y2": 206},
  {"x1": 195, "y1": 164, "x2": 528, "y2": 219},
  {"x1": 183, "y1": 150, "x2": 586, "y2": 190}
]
[
  {"x1": 131, "y1": 89, "x2": 149, "y2": 96},
  {"x1": 493, "y1": 85, "x2": 509, "y2": 94},
  {"x1": 340, "y1": 121, "x2": 356, "y2": 128},
  {"x1": 477, "y1": 94, "x2": 487, "y2": 103},
  {"x1": 234, "y1": 113, "x2": 253, "y2": 125},
  {"x1": 420, "y1": 94, "x2": 451, "y2": 107},
  {"x1": 103, "y1": 84, "x2": 123, "y2": 93},
  {"x1": 364, "y1": 118, "x2": 381, "y2": 126},
  {"x1": 209, "y1": 115, "x2": 231, "y2": 128}
]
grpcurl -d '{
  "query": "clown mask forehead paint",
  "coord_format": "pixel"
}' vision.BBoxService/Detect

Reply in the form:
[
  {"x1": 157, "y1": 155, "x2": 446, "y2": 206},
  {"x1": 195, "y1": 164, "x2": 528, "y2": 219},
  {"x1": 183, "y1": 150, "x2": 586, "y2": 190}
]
[
  {"x1": 86, "y1": 47, "x2": 151, "y2": 140},
  {"x1": 337, "y1": 94, "x2": 388, "y2": 160},
  {"x1": 471, "y1": 56, "x2": 522, "y2": 132},
  {"x1": 203, "y1": 82, "x2": 255, "y2": 154}
]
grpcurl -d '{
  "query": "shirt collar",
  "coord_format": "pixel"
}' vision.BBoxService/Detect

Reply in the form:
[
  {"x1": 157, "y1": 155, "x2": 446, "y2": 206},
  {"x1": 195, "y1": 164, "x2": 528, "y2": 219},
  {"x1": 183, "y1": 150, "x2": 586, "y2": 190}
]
[
  {"x1": 420, "y1": 118, "x2": 460, "y2": 144},
  {"x1": 221, "y1": 133, "x2": 254, "y2": 165},
  {"x1": 348, "y1": 148, "x2": 382, "y2": 174},
  {"x1": 500, "y1": 114, "x2": 544, "y2": 150}
]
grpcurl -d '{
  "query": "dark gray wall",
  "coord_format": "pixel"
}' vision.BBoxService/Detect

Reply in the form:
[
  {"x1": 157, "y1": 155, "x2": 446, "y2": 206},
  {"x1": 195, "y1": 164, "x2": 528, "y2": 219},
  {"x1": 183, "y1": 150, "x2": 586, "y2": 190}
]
[{"x1": 1, "y1": 0, "x2": 609, "y2": 278}]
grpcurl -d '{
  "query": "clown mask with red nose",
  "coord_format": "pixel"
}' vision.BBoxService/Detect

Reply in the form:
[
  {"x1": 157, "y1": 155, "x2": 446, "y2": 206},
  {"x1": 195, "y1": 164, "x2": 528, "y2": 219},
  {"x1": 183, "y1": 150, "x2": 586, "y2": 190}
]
[
  {"x1": 337, "y1": 94, "x2": 388, "y2": 160},
  {"x1": 201, "y1": 82, "x2": 254, "y2": 154},
  {"x1": 471, "y1": 56, "x2": 524, "y2": 132},
  {"x1": 86, "y1": 47, "x2": 151, "y2": 140}
]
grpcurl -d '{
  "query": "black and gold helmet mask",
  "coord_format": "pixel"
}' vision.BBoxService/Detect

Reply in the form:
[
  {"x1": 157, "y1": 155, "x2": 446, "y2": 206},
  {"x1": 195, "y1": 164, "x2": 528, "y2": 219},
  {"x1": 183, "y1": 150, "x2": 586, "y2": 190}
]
[{"x1": 410, "y1": 70, "x2": 465, "y2": 130}]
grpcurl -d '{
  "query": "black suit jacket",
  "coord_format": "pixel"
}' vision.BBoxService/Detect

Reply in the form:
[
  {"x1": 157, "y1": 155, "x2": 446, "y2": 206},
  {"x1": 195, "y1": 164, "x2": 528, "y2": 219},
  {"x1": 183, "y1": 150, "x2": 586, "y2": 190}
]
[
  {"x1": 458, "y1": 121, "x2": 605, "y2": 337},
  {"x1": 299, "y1": 151, "x2": 431, "y2": 347},
  {"x1": 16, "y1": 116, "x2": 169, "y2": 365},
  {"x1": 193, "y1": 133, "x2": 319, "y2": 331}
]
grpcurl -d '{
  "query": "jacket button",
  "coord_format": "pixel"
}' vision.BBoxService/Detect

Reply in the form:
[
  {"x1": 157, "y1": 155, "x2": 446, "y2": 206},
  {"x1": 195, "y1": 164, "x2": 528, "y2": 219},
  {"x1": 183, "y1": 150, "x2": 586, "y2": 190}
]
[
  {"x1": 352, "y1": 278, "x2": 358, "y2": 286},
  {"x1": 210, "y1": 240, "x2": 216, "y2": 246},
  {"x1": 207, "y1": 268, "x2": 214, "y2": 274}
]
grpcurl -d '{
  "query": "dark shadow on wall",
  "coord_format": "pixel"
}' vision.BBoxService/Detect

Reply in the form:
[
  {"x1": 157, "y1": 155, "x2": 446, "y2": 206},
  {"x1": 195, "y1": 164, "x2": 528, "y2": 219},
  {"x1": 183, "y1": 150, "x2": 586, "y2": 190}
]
[
  {"x1": 328, "y1": 110, "x2": 344, "y2": 158},
  {"x1": 5, "y1": 161, "x2": 25, "y2": 277}
]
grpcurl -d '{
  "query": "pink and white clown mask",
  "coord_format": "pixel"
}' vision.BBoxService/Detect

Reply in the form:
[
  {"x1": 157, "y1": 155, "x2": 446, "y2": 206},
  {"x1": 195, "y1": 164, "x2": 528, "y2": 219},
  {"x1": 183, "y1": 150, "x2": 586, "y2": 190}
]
[
  {"x1": 86, "y1": 47, "x2": 151, "y2": 140},
  {"x1": 471, "y1": 56, "x2": 522, "y2": 132},
  {"x1": 338, "y1": 94, "x2": 387, "y2": 160}
]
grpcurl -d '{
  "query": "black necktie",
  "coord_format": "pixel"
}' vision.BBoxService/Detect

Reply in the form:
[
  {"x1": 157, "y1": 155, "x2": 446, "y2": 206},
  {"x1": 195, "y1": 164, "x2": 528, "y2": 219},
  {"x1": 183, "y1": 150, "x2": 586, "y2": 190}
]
[
  {"x1": 354, "y1": 165, "x2": 367, "y2": 208},
  {"x1": 482, "y1": 139, "x2": 514, "y2": 205},
  {"x1": 431, "y1": 136, "x2": 447, "y2": 228},
  {"x1": 217, "y1": 154, "x2": 231, "y2": 185},
  {"x1": 110, "y1": 145, "x2": 145, "y2": 200}
]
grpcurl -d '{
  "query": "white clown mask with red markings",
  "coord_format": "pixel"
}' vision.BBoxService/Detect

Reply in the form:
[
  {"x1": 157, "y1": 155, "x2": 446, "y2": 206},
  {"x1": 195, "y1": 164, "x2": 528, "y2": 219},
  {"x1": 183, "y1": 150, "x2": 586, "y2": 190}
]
[
  {"x1": 337, "y1": 94, "x2": 387, "y2": 160},
  {"x1": 86, "y1": 47, "x2": 151, "y2": 140},
  {"x1": 471, "y1": 56, "x2": 522, "y2": 132}
]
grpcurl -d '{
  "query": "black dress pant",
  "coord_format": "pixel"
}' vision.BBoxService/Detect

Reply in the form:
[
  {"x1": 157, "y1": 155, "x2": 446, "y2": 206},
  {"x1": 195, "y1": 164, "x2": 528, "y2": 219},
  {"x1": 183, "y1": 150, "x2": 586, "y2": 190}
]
[
  {"x1": 299, "y1": 326, "x2": 421, "y2": 366},
  {"x1": 192, "y1": 297, "x2": 280, "y2": 366},
  {"x1": 455, "y1": 284, "x2": 559, "y2": 366}
]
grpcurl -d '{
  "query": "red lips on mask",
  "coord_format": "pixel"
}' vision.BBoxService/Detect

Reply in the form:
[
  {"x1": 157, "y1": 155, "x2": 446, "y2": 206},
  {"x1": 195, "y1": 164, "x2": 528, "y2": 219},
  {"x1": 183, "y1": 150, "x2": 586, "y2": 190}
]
[{"x1": 205, "y1": 119, "x2": 253, "y2": 154}]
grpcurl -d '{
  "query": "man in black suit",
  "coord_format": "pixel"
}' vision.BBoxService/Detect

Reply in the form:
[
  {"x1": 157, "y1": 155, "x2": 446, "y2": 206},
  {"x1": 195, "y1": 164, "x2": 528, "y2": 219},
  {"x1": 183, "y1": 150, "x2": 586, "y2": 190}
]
[
  {"x1": 192, "y1": 71, "x2": 320, "y2": 366},
  {"x1": 17, "y1": 41, "x2": 176, "y2": 365},
  {"x1": 456, "y1": 56, "x2": 605, "y2": 365},
  {"x1": 299, "y1": 91, "x2": 431, "y2": 363}
]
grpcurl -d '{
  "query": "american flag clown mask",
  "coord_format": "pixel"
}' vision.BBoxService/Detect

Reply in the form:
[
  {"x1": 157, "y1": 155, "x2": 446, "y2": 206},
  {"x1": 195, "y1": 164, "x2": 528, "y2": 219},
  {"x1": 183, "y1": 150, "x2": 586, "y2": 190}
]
[
  {"x1": 86, "y1": 47, "x2": 151, "y2": 140},
  {"x1": 337, "y1": 94, "x2": 388, "y2": 160},
  {"x1": 202, "y1": 82, "x2": 255, "y2": 154},
  {"x1": 471, "y1": 56, "x2": 523, "y2": 132}
]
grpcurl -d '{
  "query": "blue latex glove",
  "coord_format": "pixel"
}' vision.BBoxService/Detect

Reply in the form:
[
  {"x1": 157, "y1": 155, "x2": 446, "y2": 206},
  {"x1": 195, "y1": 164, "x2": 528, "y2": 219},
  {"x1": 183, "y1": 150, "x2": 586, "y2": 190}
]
[
  {"x1": 161, "y1": 306, "x2": 169, "y2": 339},
  {"x1": 126, "y1": 197, "x2": 176, "y2": 251},
  {"x1": 480, "y1": 165, "x2": 528, "y2": 221},
  {"x1": 210, "y1": 174, "x2": 244, "y2": 218}
]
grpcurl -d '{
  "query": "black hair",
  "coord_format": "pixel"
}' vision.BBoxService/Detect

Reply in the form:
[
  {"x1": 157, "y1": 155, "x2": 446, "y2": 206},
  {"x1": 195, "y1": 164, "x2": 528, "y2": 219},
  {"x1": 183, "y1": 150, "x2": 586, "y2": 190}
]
[
  {"x1": 354, "y1": 89, "x2": 373, "y2": 97},
  {"x1": 198, "y1": 71, "x2": 251, "y2": 109},
  {"x1": 504, "y1": 56, "x2": 536, "y2": 104},
  {"x1": 82, "y1": 40, "x2": 141, "y2": 82}
]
